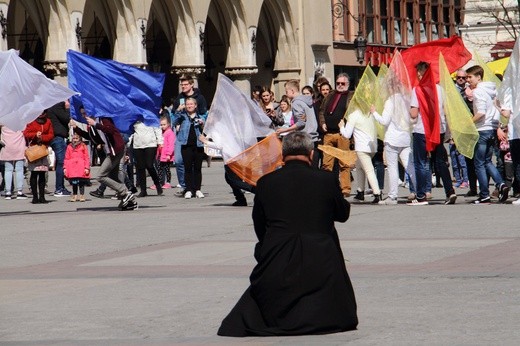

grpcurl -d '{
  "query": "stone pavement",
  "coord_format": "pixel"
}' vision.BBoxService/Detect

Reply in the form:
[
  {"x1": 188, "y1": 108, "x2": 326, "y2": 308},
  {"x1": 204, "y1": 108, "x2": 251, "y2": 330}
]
[{"x1": 0, "y1": 161, "x2": 519, "y2": 345}]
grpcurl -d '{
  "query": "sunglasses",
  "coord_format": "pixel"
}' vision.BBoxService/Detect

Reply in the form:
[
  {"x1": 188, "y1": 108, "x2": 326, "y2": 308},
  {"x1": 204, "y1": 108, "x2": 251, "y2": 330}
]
[
  {"x1": 456, "y1": 76, "x2": 466, "y2": 79},
  {"x1": 336, "y1": 82, "x2": 347, "y2": 86}
]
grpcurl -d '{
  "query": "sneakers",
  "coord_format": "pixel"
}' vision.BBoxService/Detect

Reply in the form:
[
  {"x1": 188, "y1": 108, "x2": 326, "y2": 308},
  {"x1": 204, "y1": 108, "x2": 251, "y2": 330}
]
[
  {"x1": 162, "y1": 183, "x2": 172, "y2": 189},
  {"x1": 175, "y1": 190, "x2": 187, "y2": 197},
  {"x1": 371, "y1": 193, "x2": 382, "y2": 204},
  {"x1": 459, "y1": 182, "x2": 469, "y2": 188},
  {"x1": 16, "y1": 192, "x2": 28, "y2": 200},
  {"x1": 498, "y1": 183, "x2": 510, "y2": 203},
  {"x1": 79, "y1": 195, "x2": 86, "y2": 202},
  {"x1": 512, "y1": 198, "x2": 520, "y2": 206},
  {"x1": 407, "y1": 193, "x2": 416, "y2": 201},
  {"x1": 445, "y1": 193, "x2": 457, "y2": 205},
  {"x1": 472, "y1": 196, "x2": 491, "y2": 204},
  {"x1": 175, "y1": 184, "x2": 182, "y2": 188},
  {"x1": 121, "y1": 192, "x2": 135, "y2": 207},
  {"x1": 54, "y1": 189, "x2": 71, "y2": 197},
  {"x1": 69, "y1": 195, "x2": 77, "y2": 202},
  {"x1": 5, "y1": 192, "x2": 12, "y2": 200},
  {"x1": 195, "y1": 190, "x2": 204, "y2": 198},
  {"x1": 150, "y1": 185, "x2": 157, "y2": 190},
  {"x1": 407, "y1": 197, "x2": 428, "y2": 206},
  {"x1": 464, "y1": 190, "x2": 478, "y2": 197},
  {"x1": 379, "y1": 197, "x2": 397, "y2": 205},
  {"x1": 184, "y1": 191, "x2": 193, "y2": 199},
  {"x1": 425, "y1": 192, "x2": 433, "y2": 200},
  {"x1": 232, "y1": 200, "x2": 247, "y2": 206},
  {"x1": 353, "y1": 190, "x2": 364, "y2": 202},
  {"x1": 120, "y1": 199, "x2": 138, "y2": 211},
  {"x1": 89, "y1": 189, "x2": 104, "y2": 198}
]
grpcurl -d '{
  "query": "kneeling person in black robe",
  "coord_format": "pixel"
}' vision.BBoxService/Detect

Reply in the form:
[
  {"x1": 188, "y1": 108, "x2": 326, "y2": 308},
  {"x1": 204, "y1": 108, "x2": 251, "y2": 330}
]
[{"x1": 218, "y1": 131, "x2": 358, "y2": 337}]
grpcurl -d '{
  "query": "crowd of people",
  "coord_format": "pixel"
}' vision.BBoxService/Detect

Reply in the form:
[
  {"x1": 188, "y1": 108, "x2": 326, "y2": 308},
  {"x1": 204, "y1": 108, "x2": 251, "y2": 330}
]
[{"x1": 0, "y1": 65, "x2": 519, "y2": 208}]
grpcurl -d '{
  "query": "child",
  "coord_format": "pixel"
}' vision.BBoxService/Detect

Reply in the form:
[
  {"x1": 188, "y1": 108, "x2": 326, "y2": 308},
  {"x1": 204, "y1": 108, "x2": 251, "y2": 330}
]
[
  {"x1": 157, "y1": 116, "x2": 175, "y2": 188},
  {"x1": 64, "y1": 133, "x2": 91, "y2": 202}
]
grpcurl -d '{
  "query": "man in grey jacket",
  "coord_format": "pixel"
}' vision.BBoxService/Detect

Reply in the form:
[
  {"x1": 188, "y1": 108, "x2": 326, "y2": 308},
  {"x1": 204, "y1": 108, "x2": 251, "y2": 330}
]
[{"x1": 277, "y1": 79, "x2": 319, "y2": 167}]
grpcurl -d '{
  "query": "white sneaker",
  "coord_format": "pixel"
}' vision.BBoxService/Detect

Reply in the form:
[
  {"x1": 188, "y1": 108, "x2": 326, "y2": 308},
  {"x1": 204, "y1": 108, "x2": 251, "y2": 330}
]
[
  {"x1": 184, "y1": 191, "x2": 192, "y2": 199},
  {"x1": 195, "y1": 190, "x2": 204, "y2": 198},
  {"x1": 512, "y1": 198, "x2": 520, "y2": 206},
  {"x1": 379, "y1": 197, "x2": 397, "y2": 205}
]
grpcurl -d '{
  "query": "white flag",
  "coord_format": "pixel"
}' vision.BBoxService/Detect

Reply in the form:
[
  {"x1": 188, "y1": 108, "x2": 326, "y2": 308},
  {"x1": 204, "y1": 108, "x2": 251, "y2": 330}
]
[
  {"x1": 203, "y1": 73, "x2": 273, "y2": 162},
  {"x1": 498, "y1": 38, "x2": 519, "y2": 134},
  {"x1": 0, "y1": 49, "x2": 77, "y2": 131}
]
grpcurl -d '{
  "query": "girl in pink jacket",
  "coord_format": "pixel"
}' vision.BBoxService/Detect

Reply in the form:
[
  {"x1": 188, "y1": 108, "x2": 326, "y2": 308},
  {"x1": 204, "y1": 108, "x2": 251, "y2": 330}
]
[
  {"x1": 64, "y1": 133, "x2": 91, "y2": 202},
  {"x1": 157, "y1": 116, "x2": 175, "y2": 188}
]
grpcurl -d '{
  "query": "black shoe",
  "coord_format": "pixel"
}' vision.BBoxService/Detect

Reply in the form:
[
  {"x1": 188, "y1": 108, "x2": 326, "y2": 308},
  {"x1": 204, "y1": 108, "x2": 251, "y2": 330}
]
[
  {"x1": 136, "y1": 190, "x2": 147, "y2": 198},
  {"x1": 121, "y1": 192, "x2": 135, "y2": 207},
  {"x1": 498, "y1": 183, "x2": 510, "y2": 203},
  {"x1": 130, "y1": 186, "x2": 138, "y2": 194},
  {"x1": 156, "y1": 185, "x2": 163, "y2": 196},
  {"x1": 31, "y1": 197, "x2": 40, "y2": 204},
  {"x1": 175, "y1": 190, "x2": 187, "y2": 197},
  {"x1": 353, "y1": 190, "x2": 364, "y2": 201},
  {"x1": 89, "y1": 189, "x2": 104, "y2": 198},
  {"x1": 371, "y1": 193, "x2": 382, "y2": 204},
  {"x1": 232, "y1": 200, "x2": 247, "y2": 207},
  {"x1": 464, "y1": 190, "x2": 478, "y2": 197},
  {"x1": 472, "y1": 196, "x2": 491, "y2": 204},
  {"x1": 120, "y1": 199, "x2": 138, "y2": 211},
  {"x1": 39, "y1": 197, "x2": 49, "y2": 204}
]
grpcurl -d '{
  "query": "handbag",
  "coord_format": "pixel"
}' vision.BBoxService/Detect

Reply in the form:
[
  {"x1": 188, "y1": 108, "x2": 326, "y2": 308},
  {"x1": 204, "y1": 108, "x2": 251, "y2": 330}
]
[{"x1": 25, "y1": 144, "x2": 48, "y2": 162}]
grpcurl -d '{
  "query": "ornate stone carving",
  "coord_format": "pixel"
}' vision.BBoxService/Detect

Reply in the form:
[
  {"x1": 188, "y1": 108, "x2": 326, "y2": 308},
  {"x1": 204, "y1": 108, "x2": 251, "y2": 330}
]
[
  {"x1": 43, "y1": 61, "x2": 68, "y2": 77},
  {"x1": 171, "y1": 66, "x2": 206, "y2": 77},
  {"x1": 224, "y1": 66, "x2": 258, "y2": 78}
]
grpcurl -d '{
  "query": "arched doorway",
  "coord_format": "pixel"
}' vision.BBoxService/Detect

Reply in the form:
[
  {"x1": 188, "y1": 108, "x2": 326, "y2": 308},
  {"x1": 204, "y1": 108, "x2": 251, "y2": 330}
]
[
  {"x1": 6, "y1": 0, "x2": 45, "y2": 72},
  {"x1": 255, "y1": 0, "x2": 298, "y2": 98}
]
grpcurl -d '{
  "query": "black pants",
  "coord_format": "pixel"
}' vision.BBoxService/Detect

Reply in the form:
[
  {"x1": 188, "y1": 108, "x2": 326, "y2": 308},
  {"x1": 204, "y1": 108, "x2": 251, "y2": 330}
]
[
  {"x1": 181, "y1": 145, "x2": 204, "y2": 193},
  {"x1": 224, "y1": 165, "x2": 255, "y2": 203},
  {"x1": 72, "y1": 182, "x2": 86, "y2": 195},
  {"x1": 30, "y1": 171, "x2": 46, "y2": 201},
  {"x1": 134, "y1": 147, "x2": 161, "y2": 191},
  {"x1": 158, "y1": 161, "x2": 172, "y2": 185}
]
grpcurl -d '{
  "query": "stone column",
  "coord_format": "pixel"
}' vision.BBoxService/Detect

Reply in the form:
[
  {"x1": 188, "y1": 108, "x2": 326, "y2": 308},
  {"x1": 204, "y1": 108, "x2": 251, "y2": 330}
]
[
  {"x1": 43, "y1": 61, "x2": 68, "y2": 87},
  {"x1": 224, "y1": 66, "x2": 258, "y2": 97},
  {"x1": 171, "y1": 66, "x2": 205, "y2": 90}
]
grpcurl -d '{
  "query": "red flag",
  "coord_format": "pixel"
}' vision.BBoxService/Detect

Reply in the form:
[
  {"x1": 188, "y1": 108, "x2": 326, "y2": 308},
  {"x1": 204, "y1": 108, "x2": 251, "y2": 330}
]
[
  {"x1": 401, "y1": 36, "x2": 471, "y2": 86},
  {"x1": 415, "y1": 67, "x2": 440, "y2": 151}
]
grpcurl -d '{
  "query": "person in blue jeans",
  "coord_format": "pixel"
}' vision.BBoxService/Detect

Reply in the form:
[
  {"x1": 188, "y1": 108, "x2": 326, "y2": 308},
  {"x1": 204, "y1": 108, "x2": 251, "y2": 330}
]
[
  {"x1": 449, "y1": 139, "x2": 469, "y2": 188},
  {"x1": 465, "y1": 65, "x2": 509, "y2": 204},
  {"x1": 408, "y1": 61, "x2": 457, "y2": 206},
  {"x1": 47, "y1": 101, "x2": 71, "y2": 196}
]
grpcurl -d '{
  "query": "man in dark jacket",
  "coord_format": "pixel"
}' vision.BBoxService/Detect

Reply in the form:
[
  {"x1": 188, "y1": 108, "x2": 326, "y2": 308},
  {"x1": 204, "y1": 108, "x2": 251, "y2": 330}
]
[
  {"x1": 319, "y1": 73, "x2": 354, "y2": 197},
  {"x1": 47, "y1": 101, "x2": 71, "y2": 196},
  {"x1": 84, "y1": 115, "x2": 136, "y2": 210},
  {"x1": 218, "y1": 131, "x2": 358, "y2": 337}
]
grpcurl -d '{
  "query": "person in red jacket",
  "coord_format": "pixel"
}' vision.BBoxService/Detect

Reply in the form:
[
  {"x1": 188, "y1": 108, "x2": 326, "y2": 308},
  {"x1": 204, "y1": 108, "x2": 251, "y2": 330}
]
[
  {"x1": 23, "y1": 110, "x2": 54, "y2": 204},
  {"x1": 64, "y1": 133, "x2": 91, "y2": 202}
]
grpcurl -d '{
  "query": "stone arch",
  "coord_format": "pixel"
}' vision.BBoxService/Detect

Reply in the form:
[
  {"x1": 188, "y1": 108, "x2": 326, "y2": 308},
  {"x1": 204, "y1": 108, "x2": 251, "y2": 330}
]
[
  {"x1": 6, "y1": 0, "x2": 48, "y2": 71},
  {"x1": 255, "y1": 0, "x2": 299, "y2": 95},
  {"x1": 147, "y1": 0, "x2": 198, "y2": 103},
  {"x1": 81, "y1": 0, "x2": 117, "y2": 58}
]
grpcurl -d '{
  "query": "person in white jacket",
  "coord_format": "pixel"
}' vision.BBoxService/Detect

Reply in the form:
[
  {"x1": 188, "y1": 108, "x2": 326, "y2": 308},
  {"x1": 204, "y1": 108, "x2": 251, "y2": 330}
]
[
  {"x1": 466, "y1": 65, "x2": 509, "y2": 204},
  {"x1": 339, "y1": 110, "x2": 382, "y2": 203},
  {"x1": 132, "y1": 121, "x2": 163, "y2": 197},
  {"x1": 371, "y1": 90, "x2": 415, "y2": 204}
]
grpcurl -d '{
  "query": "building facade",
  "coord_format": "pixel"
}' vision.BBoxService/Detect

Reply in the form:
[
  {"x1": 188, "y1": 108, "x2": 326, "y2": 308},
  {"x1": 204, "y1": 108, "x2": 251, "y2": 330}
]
[{"x1": 0, "y1": 0, "x2": 337, "y2": 102}]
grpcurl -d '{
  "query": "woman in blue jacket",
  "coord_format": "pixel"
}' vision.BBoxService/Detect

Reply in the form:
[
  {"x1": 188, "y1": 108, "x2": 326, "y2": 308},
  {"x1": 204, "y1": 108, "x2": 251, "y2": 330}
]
[{"x1": 171, "y1": 97, "x2": 206, "y2": 198}]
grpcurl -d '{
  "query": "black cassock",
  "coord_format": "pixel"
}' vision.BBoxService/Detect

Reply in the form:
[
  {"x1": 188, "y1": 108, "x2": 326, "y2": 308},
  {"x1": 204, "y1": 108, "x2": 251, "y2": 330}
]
[{"x1": 218, "y1": 160, "x2": 358, "y2": 336}]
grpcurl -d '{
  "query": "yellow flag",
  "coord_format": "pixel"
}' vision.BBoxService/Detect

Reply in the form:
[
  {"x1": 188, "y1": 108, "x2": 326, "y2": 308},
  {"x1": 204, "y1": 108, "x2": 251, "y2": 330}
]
[
  {"x1": 375, "y1": 64, "x2": 388, "y2": 140},
  {"x1": 318, "y1": 145, "x2": 357, "y2": 167},
  {"x1": 345, "y1": 65, "x2": 378, "y2": 117},
  {"x1": 439, "y1": 53, "x2": 478, "y2": 159}
]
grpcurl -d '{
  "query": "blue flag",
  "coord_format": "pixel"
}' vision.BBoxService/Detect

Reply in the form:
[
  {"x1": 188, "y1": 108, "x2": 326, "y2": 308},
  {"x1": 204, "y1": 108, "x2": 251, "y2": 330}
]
[{"x1": 67, "y1": 50, "x2": 165, "y2": 133}]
